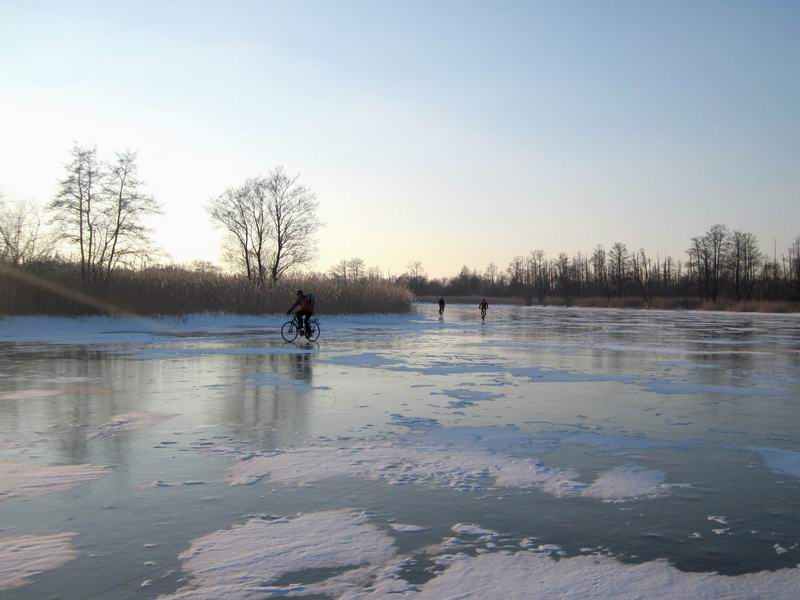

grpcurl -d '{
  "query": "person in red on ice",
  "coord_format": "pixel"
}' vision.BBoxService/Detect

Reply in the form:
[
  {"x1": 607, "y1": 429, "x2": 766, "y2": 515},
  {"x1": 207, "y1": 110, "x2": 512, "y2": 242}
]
[{"x1": 287, "y1": 290, "x2": 315, "y2": 337}]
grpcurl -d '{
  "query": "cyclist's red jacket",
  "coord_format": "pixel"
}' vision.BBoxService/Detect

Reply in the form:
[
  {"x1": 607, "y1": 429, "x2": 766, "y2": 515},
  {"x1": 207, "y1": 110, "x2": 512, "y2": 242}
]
[{"x1": 289, "y1": 295, "x2": 314, "y2": 314}]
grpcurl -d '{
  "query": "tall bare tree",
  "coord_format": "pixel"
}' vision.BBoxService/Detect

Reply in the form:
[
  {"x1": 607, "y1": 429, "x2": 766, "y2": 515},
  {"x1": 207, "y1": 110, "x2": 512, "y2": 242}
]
[
  {"x1": 704, "y1": 224, "x2": 730, "y2": 302},
  {"x1": 262, "y1": 167, "x2": 320, "y2": 284},
  {"x1": 210, "y1": 185, "x2": 256, "y2": 281},
  {"x1": 49, "y1": 145, "x2": 103, "y2": 282},
  {"x1": 99, "y1": 151, "x2": 160, "y2": 285},
  {"x1": 608, "y1": 242, "x2": 628, "y2": 296},
  {"x1": 591, "y1": 245, "x2": 609, "y2": 298},
  {"x1": 49, "y1": 145, "x2": 158, "y2": 284},
  {"x1": 347, "y1": 257, "x2": 366, "y2": 281},
  {"x1": 407, "y1": 261, "x2": 425, "y2": 280},
  {"x1": 0, "y1": 197, "x2": 49, "y2": 264},
  {"x1": 210, "y1": 169, "x2": 319, "y2": 286}
]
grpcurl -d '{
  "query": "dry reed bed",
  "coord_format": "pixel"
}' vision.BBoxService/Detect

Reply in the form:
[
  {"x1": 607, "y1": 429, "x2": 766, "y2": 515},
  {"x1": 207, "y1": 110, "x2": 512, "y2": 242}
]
[{"x1": 0, "y1": 263, "x2": 413, "y2": 316}]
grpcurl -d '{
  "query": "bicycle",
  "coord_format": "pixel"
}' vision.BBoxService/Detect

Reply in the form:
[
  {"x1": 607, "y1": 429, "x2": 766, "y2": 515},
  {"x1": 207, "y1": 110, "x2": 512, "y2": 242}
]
[{"x1": 281, "y1": 315, "x2": 321, "y2": 342}]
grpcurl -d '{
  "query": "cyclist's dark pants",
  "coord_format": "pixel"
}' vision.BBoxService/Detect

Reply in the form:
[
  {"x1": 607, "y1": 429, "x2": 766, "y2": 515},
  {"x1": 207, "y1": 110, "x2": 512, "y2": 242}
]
[{"x1": 295, "y1": 311, "x2": 312, "y2": 334}]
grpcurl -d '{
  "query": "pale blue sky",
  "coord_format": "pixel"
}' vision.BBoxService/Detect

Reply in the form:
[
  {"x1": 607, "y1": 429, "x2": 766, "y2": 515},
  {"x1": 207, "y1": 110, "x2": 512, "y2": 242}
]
[{"x1": 1, "y1": 1, "x2": 798, "y2": 276}]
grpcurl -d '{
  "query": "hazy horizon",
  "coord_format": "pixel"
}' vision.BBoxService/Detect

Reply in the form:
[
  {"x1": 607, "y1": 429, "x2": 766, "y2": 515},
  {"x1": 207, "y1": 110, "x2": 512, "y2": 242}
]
[{"x1": 2, "y1": 1, "x2": 798, "y2": 278}]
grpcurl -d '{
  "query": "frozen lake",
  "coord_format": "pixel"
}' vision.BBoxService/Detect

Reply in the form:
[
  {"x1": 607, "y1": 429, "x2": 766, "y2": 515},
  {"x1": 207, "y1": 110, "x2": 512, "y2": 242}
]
[{"x1": 2, "y1": 304, "x2": 800, "y2": 598}]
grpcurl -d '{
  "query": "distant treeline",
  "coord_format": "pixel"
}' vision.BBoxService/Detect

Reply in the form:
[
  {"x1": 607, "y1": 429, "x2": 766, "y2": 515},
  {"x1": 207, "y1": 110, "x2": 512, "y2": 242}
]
[
  {"x1": 0, "y1": 261, "x2": 412, "y2": 316},
  {"x1": 401, "y1": 225, "x2": 800, "y2": 310},
  {"x1": 3, "y1": 145, "x2": 800, "y2": 315}
]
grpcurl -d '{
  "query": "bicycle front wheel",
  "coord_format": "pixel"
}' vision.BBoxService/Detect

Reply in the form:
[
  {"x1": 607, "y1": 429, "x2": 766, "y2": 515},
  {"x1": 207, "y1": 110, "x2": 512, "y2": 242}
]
[
  {"x1": 281, "y1": 320, "x2": 299, "y2": 342},
  {"x1": 306, "y1": 319, "x2": 320, "y2": 342}
]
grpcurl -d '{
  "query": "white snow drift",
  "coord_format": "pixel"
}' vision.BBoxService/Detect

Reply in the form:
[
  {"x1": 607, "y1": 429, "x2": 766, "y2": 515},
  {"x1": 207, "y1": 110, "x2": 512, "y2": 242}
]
[
  {"x1": 159, "y1": 510, "x2": 396, "y2": 599},
  {"x1": 0, "y1": 532, "x2": 77, "y2": 590},
  {"x1": 0, "y1": 461, "x2": 110, "y2": 500}
]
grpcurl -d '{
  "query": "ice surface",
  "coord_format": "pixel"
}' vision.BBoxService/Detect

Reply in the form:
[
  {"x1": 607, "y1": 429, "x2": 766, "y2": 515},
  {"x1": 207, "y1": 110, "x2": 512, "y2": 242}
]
[
  {"x1": 0, "y1": 389, "x2": 62, "y2": 401},
  {"x1": 159, "y1": 510, "x2": 396, "y2": 599},
  {"x1": 582, "y1": 465, "x2": 677, "y2": 502},
  {"x1": 0, "y1": 532, "x2": 77, "y2": 590},
  {"x1": 321, "y1": 352, "x2": 403, "y2": 367},
  {"x1": 0, "y1": 461, "x2": 110, "y2": 500},
  {"x1": 749, "y1": 447, "x2": 800, "y2": 478},
  {"x1": 394, "y1": 418, "x2": 689, "y2": 453},
  {"x1": 88, "y1": 411, "x2": 177, "y2": 439},
  {"x1": 432, "y1": 388, "x2": 503, "y2": 408},
  {"x1": 5, "y1": 307, "x2": 800, "y2": 597}
]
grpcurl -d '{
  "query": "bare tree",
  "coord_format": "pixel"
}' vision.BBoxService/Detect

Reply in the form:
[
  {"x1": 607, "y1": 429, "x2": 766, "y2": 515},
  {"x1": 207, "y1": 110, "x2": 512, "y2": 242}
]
[
  {"x1": 210, "y1": 184, "x2": 256, "y2": 281},
  {"x1": 49, "y1": 145, "x2": 158, "y2": 284},
  {"x1": 507, "y1": 255, "x2": 525, "y2": 292},
  {"x1": 99, "y1": 151, "x2": 160, "y2": 285},
  {"x1": 484, "y1": 262, "x2": 498, "y2": 285},
  {"x1": 329, "y1": 259, "x2": 348, "y2": 281},
  {"x1": 729, "y1": 230, "x2": 761, "y2": 301},
  {"x1": 608, "y1": 242, "x2": 628, "y2": 296},
  {"x1": 49, "y1": 145, "x2": 103, "y2": 282},
  {"x1": 406, "y1": 260, "x2": 425, "y2": 280},
  {"x1": 0, "y1": 197, "x2": 49, "y2": 264},
  {"x1": 788, "y1": 236, "x2": 800, "y2": 300},
  {"x1": 262, "y1": 167, "x2": 320, "y2": 284},
  {"x1": 704, "y1": 224, "x2": 730, "y2": 302},
  {"x1": 591, "y1": 245, "x2": 608, "y2": 298},
  {"x1": 347, "y1": 257, "x2": 366, "y2": 281}
]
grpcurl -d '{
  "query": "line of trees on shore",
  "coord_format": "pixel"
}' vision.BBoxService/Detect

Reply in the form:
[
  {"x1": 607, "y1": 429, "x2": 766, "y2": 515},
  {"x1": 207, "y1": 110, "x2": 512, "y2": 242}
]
[
  {"x1": 0, "y1": 144, "x2": 410, "y2": 315},
  {"x1": 2, "y1": 144, "x2": 799, "y2": 314},
  {"x1": 400, "y1": 225, "x2": 800, "y2": 307}
]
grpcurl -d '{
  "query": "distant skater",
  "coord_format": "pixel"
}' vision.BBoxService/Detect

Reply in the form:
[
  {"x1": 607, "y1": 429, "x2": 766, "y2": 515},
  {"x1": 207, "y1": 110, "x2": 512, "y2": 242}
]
[
  {"x1": 438, "y1": 297, "x2": 446, "y2": 318},
  {"x1": 479, "y1": 298, "x2": 488, "y2": 321}
]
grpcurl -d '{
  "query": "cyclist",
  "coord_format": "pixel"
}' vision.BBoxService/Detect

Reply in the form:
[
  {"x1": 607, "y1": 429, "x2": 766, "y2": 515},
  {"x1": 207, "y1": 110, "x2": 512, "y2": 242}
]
[
  {"x1": 287, "y1": 290, "x2": 315, "y2": 338},
  {"x1": 479, "y1": 298, "x2": 488, "y2": 321}
]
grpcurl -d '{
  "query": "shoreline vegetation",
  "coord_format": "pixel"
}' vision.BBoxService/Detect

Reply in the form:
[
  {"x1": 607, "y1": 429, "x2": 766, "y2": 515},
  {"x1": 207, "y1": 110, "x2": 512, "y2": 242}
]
[
  {"x1": 0, "y1": 261, "x2": 413, "y2": 316},
  {"x1": 1, "y1": 259, "x2": 798, "y2": 317},
  {"x1": 417, "y1": 295, "x2": 800, "y2": 314},
  {"x1": 1, "y1": 148, "x2": 799, "y2": 316}
]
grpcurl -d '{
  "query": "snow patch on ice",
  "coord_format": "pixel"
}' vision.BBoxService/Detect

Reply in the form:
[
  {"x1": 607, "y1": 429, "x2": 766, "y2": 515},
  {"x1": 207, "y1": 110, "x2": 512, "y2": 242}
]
[
  {"x1": 227, "y1": 444, "x2": 585, "y2": 497},
  {"x1": 88, "y1": 411, "x2": 177, "y2": 439},
  {"x1": 582, "y1": 466, "x2": 677, "y2": 502},
  {"x1": 399, "y1": 550, "x2": 800, "y2": 599},
  {"x1": 0, "y1": 461, "x2": 110, "y2": 500},
  {"x1": 749, "y1": 447, "x2": 800, "y2": 478},
  {"x1": 158, "y1": 510, "x2": 396, "y2": 600},
  {"x1": 389, "y1": 524, "x2": 428, "y2": 532},
  {"x1": 0, "y1": 389, "x2": 62, "y2": 401},
  {"x1": 0, "y1": 532, "x2": 77, "y2": 590},
  {"x1": 451, "y1": 523, "x2": 497, "y2": 537}
]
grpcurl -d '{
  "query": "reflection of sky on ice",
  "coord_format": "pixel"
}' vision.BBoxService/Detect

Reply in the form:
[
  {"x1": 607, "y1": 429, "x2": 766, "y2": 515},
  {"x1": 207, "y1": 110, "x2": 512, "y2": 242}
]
[{"x1": 1, "y1": 304, "x2": 800, "y2": 598}]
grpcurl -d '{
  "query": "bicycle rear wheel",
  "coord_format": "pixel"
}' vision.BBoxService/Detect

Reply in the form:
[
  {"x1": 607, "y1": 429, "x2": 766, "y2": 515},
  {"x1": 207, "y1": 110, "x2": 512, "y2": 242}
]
[
  {"x1": 281, "y1": 320, "x2": 299, "y2": 342},
  {"x1": 306, "y1": 319, "x2": 320, "y2": 342}
]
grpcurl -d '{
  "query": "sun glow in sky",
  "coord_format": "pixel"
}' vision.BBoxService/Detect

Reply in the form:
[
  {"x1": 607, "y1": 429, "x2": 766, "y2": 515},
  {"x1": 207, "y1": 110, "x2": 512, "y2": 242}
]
[{"x1": 1, "y1": 1, "x2": 798, "y2": 277}]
